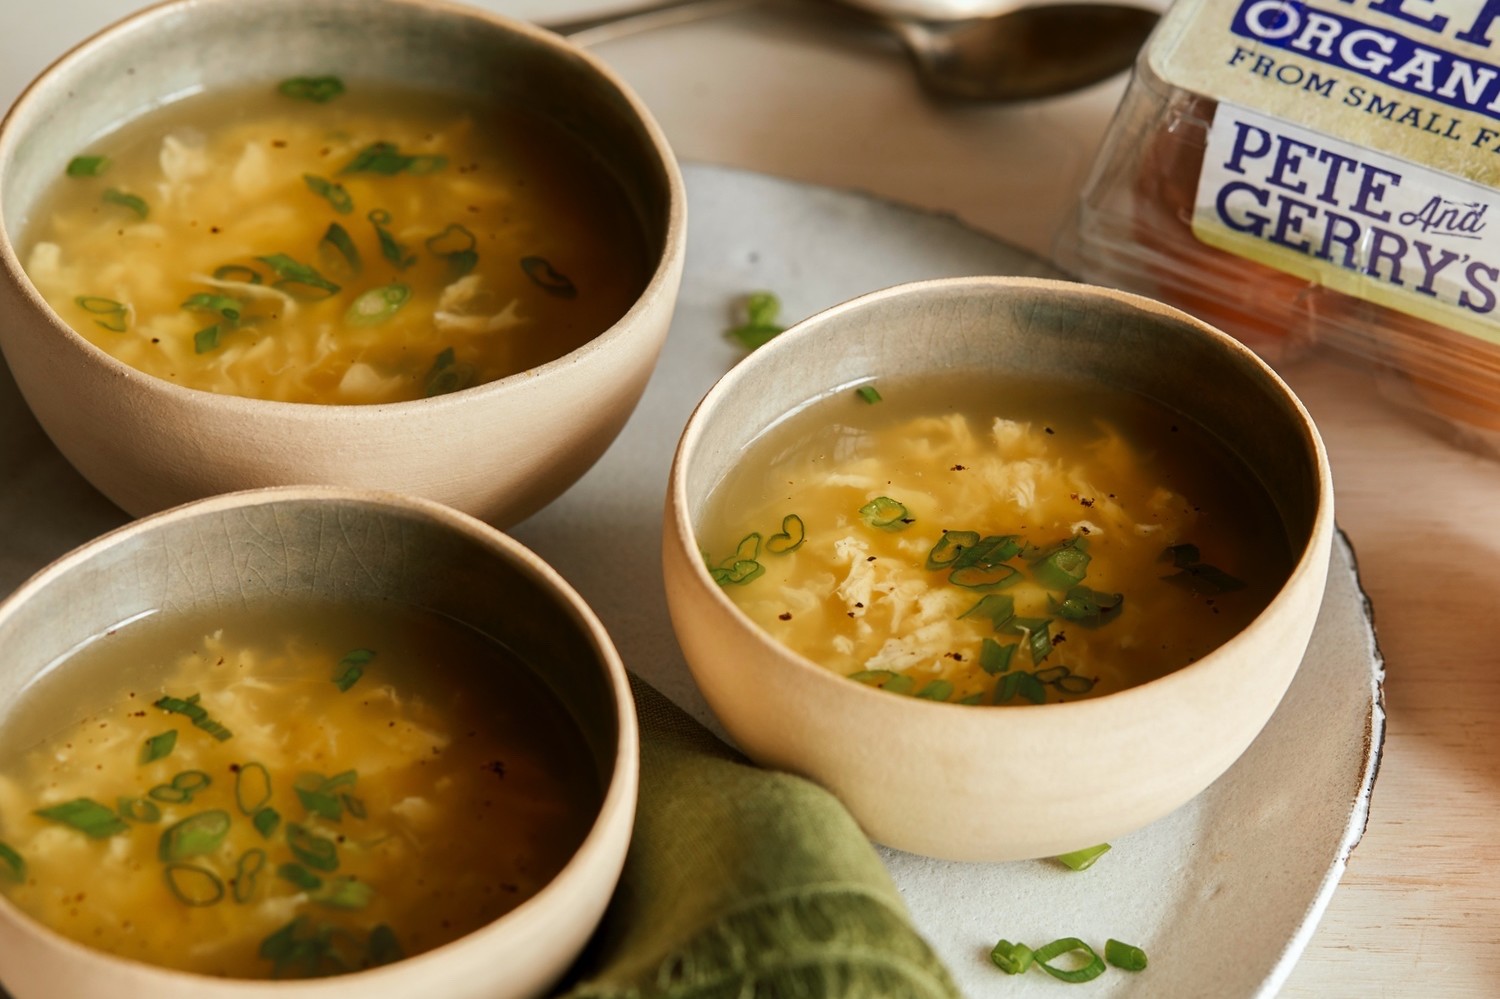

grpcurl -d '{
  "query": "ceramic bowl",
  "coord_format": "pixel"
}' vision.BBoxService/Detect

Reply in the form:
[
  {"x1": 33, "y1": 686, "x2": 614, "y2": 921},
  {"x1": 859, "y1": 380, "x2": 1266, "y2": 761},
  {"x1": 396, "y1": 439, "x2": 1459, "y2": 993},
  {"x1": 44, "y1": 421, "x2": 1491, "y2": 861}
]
[
  {"x1": 0, "y1": 486, "x2": 638, "y2": 998},
  {"x1": 0, "y1": 0, "x2": 685, "y2": 526},
  {"x1": 663, "y1": 276, "x2": 1334, "y2": 862}
]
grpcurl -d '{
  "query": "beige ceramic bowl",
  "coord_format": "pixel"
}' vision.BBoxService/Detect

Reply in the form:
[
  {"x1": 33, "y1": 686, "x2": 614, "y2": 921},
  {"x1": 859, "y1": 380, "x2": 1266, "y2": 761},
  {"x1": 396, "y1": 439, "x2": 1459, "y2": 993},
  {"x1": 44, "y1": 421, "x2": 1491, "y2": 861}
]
[
  {"x1": 0, "y1": 0, "x2": 684, "y2": 527},
  {"x1": 663, "y1": 276, "x2": 1334, "y2": 862},
  {"x1": 0, "y1": 486, "x2": 638, "y2": 998}
]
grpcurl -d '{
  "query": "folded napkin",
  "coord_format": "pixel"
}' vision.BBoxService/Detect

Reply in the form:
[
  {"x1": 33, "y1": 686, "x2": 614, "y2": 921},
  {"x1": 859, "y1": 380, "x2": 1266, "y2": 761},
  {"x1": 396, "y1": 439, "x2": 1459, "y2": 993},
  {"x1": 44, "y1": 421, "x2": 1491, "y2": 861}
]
[{"x1": 556, "y1": 678, "x2": 961, "y2": 999}]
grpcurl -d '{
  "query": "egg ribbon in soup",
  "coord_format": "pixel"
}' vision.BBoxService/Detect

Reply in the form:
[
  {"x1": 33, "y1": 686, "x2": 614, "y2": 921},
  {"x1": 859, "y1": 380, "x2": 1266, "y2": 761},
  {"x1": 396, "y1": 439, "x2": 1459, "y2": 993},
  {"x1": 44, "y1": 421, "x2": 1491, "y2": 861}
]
[
  {"x1": 23, "y1": 77, "x2": 649, "y2": 404},
  {"x1": 698, "y1": 372, "x2": 1292, "y2": 705},
  {"x1": 0, "y1": 600, "x2": 601, "y2": 979}
]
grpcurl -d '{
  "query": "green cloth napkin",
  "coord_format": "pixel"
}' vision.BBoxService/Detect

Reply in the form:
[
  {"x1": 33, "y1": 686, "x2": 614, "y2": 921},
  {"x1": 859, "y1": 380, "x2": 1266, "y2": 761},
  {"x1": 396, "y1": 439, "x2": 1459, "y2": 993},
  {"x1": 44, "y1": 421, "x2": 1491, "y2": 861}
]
[{"x1": 555, "y1": 677, "x2": 961, "y2": 999}]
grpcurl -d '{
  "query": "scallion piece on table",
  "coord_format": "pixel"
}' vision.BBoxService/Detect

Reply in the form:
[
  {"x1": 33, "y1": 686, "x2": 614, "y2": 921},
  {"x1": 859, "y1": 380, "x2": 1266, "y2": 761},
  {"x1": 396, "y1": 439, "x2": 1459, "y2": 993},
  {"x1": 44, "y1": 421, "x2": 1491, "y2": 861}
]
[
  {"x1": 66, "y1": 155, "x2": 110, "y2": 177},
  {"x1": 140, "y1": 730, "x2": 178, "y2": 764},
  {"x1": 1055, "y1": 843, "x2": 1111, "y2": 871},
  {"x1": 35, "y1": 798, "x2": 127, "y2": 838},
  {"x1": 303, "y1": 174, "x2": 354, "y2": 214},
  {"x1": 234, "y1": 848, "x2": 267, "y2": 904},
  {"x1": 159, "y1": 809, "x2": 231, "y2": 861},
  {"x1": 765, "y1": 514, "x2": 805, "y2": 554},
  {"x1": 278, "y1": 76, "x2": 345, "y2": 102},
  {"x1": 0, "y1": 842, "x2": 25, "y2": 883},
  {"x1": 118, "y1": 797, "x2": 162, "y2": 824},
  {"x1": 236, "y1": 762, "x2": 273, "y2": 815},
  {"x1": 859, "y1": 496, "x2": 910, "y2": 531},
  {"x1": 1032, "y1": 937, "x2": 1107, "y2": 983},
  {"x1": 164, "y1": 863, "x2": 224, "y2": 907},
  {"x1": 345, "y1": 283, "x2": 411, "y2": 326},
  {"x1": 856, "y1": 384, "x2": 882, "y2": 404},
  {"x1": 333, "y1": 648, "x2": 374, "y2": 693},
  {"x1": 990, "y1": 939, "x2": 1034, "y2": 975},
  {"x1": 726, "y1": 290, "x2": 782, "y2": 349},
  {"x1": 103, "y1": 188, "x2": 148, "y2": 219},
  {"x1": 1105, "y1": 938, "x2": 1148, "y2": 971}
]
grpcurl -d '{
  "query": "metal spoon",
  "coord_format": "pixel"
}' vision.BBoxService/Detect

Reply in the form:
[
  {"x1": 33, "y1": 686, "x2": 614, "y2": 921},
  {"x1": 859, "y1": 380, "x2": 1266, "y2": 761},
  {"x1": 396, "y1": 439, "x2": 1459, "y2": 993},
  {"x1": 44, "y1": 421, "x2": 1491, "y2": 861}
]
[{"x1": 544, "y1": 0, "x2": 1159, "y2": 103}]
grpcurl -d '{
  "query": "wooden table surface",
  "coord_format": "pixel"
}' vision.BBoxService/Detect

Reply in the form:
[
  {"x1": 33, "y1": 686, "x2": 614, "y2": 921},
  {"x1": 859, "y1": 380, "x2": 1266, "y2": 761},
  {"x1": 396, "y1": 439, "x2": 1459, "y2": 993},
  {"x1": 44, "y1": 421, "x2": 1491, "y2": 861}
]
[{"x1": 4, "y1": 1, "x2": 1498, "y2": 995}]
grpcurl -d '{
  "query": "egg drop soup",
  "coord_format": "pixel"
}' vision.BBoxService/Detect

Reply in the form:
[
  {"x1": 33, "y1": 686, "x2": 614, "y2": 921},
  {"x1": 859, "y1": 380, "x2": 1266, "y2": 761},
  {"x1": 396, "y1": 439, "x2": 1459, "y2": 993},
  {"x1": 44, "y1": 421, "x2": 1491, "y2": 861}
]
[
  {"x1": 698, "y1": 372, "x2": 1293, "y2": 705},
  {"x1": 21, "y1": 79, "x2": 650, "y2": 404},
  {"x1": 0, "y1": 600, "x2": 600, "y2": 979}
]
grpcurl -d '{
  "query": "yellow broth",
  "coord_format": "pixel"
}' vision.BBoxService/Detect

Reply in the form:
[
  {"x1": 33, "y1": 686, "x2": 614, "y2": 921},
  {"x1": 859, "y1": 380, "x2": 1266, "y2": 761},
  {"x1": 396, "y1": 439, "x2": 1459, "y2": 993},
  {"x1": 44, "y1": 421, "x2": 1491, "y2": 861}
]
[
  {"x1": 698, "y1": 372, "x2": 1293, "y2": 705},
  {"x1": 0, "y1": 600, "x2": 600, "y2": 978},
  {"x1": 21, "y1": 80, "x2": 649, "y2": 404}
]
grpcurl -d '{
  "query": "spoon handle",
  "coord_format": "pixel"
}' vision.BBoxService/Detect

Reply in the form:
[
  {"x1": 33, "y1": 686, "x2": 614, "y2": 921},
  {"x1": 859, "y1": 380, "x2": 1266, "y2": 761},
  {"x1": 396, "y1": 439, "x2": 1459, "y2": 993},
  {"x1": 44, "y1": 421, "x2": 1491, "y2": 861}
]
[{"x1": 542, "y1": 0, "x2": 764, "y2": 43}]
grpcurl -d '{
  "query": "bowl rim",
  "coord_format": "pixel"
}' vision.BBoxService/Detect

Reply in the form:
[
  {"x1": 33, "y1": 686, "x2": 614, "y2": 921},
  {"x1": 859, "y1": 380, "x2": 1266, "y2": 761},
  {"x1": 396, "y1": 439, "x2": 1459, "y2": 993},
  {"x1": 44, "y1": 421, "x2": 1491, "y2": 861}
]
[
  {"x1": 0, "y1": 0, "x2": 687, "y2": 414},
  {"x1": 666, "y1": 274, "x2": 1336, "y2": 722},
  {"x1": 0, "y1": 484, "x2": 641, "y2": 992}
]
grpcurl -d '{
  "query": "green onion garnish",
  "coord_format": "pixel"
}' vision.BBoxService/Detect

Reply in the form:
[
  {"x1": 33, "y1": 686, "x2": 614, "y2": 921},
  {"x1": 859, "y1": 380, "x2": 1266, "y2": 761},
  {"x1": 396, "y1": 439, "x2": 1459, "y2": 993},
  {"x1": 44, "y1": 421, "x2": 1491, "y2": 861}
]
[
  {"x1": 313, "y1": 875, "x2": 374, "y2": 910},
  {"x1": 424, "y1": 346, "x2": 478, "y2": 398},
  {"x1": 961, "y1": 593, "x2": 1016, "y2": 631},
  {"x1": 847, "y1": 670, "x2": 914, "y2": 694},
  {"x1": 295, "y1": 776, "x2": 345, "y2": 822},
  {"x1": 1050, "y1": 585, "x2": 1124, "y2": 628},
  {"x1": 764, "y1": 514, "x2": 805, "y2": 555},
  {"x1": 369, "y1": 924, "x2": 404, "y2": 966},
  {"x1": 181, "y1": 292, "x2": 242, "y2": 324},
  {"x1": 1105, "y1": 938, "x2": 1148, "y2": 971},
  {"x1": 425, "y1": 223, "x2": 479, "y2": 279},
  {"x1": 979, "y1": 638, "x2": 1017, "y2": 675},
  {"x1": 236, "y1": 762, "x2": 273, "y2": 815},
  {"x1": 118, "y1": 797, "x2": 162, "y2": 823},
  {"x1": 1162, "y1": 562, "x2": 1247, "y2": 595},
  {"x1": 287, "y1": 823, "x2": 339, "y2": 871},
  {"x1": 953, "y1": 534, "x2": 1021, "y2": 571},
  {"x1": 164, "y1": 863, "x2": 224, "y2": 907},
  {"x1": 234, "y1": 848, "x2": 267, "y2": 904},
  {"x1": 1161, "y1": 543, "x2": 1200, "y2": 568},
  {"x1": 710, "y1": 533, "x2": 765, "y2": 585},
  {"x1": 333, "y1": 648, "x2": 374, "y2": 693},
  {"x1": 520, "y1": 255, "x2": 577, "y2": 299},
  {"x1": 856, "y1": 385, "x2": 882, "y2": 404},
  {"x1": 859, "y1": 496, "x2": 910, "y2": 531},
  {"x1": 345, "y1": 283, "x2": 411, "y2": 326},
  {"x1": 193, "y1": 325, "x2": 221, "y2": 354},
  {"x1": 66, "y1": 155, "x2": 110, "y2": 177},
  {"x1": 147, "y1": 769, "x2": 212, "y2": 805},
  {"x1": 1006, "y1": 616, "x2": 1053, "y2": 664},
  {"x1": 255, "y1": 253, "x2": 340, "y2": 301},
  {"x1": 34, "y1": 798, "x2": 127, "y2": 838},
  {"x1": 0, "y1": 842, "x2": 25, "y2": 883},
  {"x1": 990, "y1": 939, "x2": 1034, "y2": 975},
  {"x1": 958, "y1": 692, "x2": 984, "y2": 705},
  {"x1": 253, "y1": 807, "x2": 281, "y2": 840},
  {"x1": 103, "y1": 188, "x2": 148, "y2": 219},
  {"x1": 318, "y1": 222, "x2": 361, "y2": 275},
  {"x1": 726, "y1": 291, "x2": 783, "y2": 350},
  {"x1": 212, "y1": 264, "x2": 263, "y2": 285},
  {"x1": 159, "y1": 809, "x2": 230, "y2": 861},
  {"x1": 1030, "y1": 537, "x2": 1091, "y2": 590},
  {"x1": 1055, "y1": 843, "x2": 1111, "y2": 871},
  {"x1": 994, "y1": 671, "x2": 1048, "y2": 705},
  {"x1": 367, "y1": 209, "x2": 415, "y2": 270},
  {"x1": 949, "y1": 563, "x2": 1020, "y2": 590},
  {"x1": 342, "y1": 794, "x2": 367, "y2": 820},
  {"x1": 154, "y1": 693, "x2": 232, "y2": 741},
  {"x1": 1056, "y1": 673, "x2": 1096, "y2": 695},
  {"x1": 277, "y1": 862, "x2": 323, "y2": 891},
  {"x1": 140, "y1": 730, "x2": 178, "y2": 764},
  {"x1": 278, "y1": 76, "x2": 345, "y2": 102},
  {"x1": 926, "y1": 531, "x2": 979, "y2": 570},
  {"x1": 341, "y1": 141, "x2": 446, "y2": 175},
  {"x1": 75, "y1": 295, "x2": 129, "y2": 332},
  {"x1": 915, "y1": 679, "x2": 953, "y2": 702},
  {"x1": 303, "y1": 174, "x2": 354, "y2": 214},
  {"x1": 1032, "y1": 937, "x2": 1107, "y2": 983}
]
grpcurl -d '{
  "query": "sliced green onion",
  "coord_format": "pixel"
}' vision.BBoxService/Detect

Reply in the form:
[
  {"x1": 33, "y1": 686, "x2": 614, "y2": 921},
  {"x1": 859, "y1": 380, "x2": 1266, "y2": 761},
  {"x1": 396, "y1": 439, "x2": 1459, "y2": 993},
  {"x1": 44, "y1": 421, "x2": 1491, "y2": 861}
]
[
  {"x1": 313, "y1": 875, "x2": 374, "y2": 910},
  {"x1": 318, "y1": 222, "x2": 361, "y2": 275},
  {"x1": 342, "y1": 794, "x2": 367, "y2": 820},
  {"x1": 961, "y1": 593, "x2": 1016, "y2": 631},
  {"x1": 926, "y1": 531, "x2": 980, "y2": 570},
  {"x1": 322, "y1": 770, "x2": 358, "y2": 791},
  {"x1": 278, "y1": 76, "x2": 345, "y2": 102},
  {"x1": 118, "y1": 797, "x2": 162, "y2": 823},
  {"x1": 1055, "y1": 843, "x2": 1111, "y2": 871},
  {"x1": 859, "y1": 496, "x2": 910, "y2": 531},
  {"x1": 164, "y1": 863, "x2": 224, "y2": 907},
  {"x1": 424, "y1": 346, "x2": 478, "y2": 398},
  {"x1": 994, "y1": 671, "x2": 1023, "y2": 704},
  {"x1": 731, "y1": 533, "x2": 761, "y2": 562},
  {"x1": 1017, "y1": 672, "x2": 1048, "y2": 704},
  {"x1": 341, "y1": 141, "x2": 446, "y2": 175},
  {"x1": 915, "y1": 679, "x2": 953, "y2": 702},
  {"x1": 277, "y1": 862, "x2": 323, "y2": 891},
  {"x1": 1160, "y1": 543, "x2": 1201, "y2": 568},
  {"x1": 979, "y1": 638, "x2": 1017, "y2": 675},
  {"x1": 856, "y1": 385, "x2": 882, "y2": 404},
  {"x1": 367, "y1": 209, "x2": 415, "y2": 269},
  {"x1": 849, "y1": 670, "x2": 902, "y2": 691},
  {"x1": 1006, "y1": 616, "x2": 1053, "y2": 664},
  {"x1": 303, "y1": 174, "x2": 353, "y2": 214},
  {"x1": 1050, "y1": 586, "x2": 1124, "y2": 628},
  {"x1": 1032, "y1": 937, "x2": 1106, "y2": 983},
  {"x1": 287, "y1": 823, "x2": 339, "y2": 871},
  {"x1": 296, "y1": 786, "x2": 343, "y2": 822},
  {"x1": 764, "y1": 514, "x2": 805, "y2": 555},
  {"x1": 159, "y1": 809, "x2": 230, "y2": 861},
  {"x1": 990, "y1": 939, "x2": 1034, "y2": 975},
  {"x1": 710, "y1": 560, "x2": 763, "y2": 586},
  {"x1": 1105, "y1": 938, "x2": 1148, "y2": 971},
  {"x1": 75, "y1": 295, "x2": 129, "y2": 332},
  {"x1": 236, "y1": 762, "x2": 273, "y2": 815},
  {"x1": 958, "y1": 692, "x2": 984, "y2": 705},
  {"x1": 193, "y1": 325, "x2": 221, "y2": 354},
  {"x1": 368, "y1": 924, "x2": 404, "y2": 966},
  {"x1": 1163, "y1": 563, "x2": 1246, "y2": 595},
  {"x1": 949, "y1": 564, "x2": 1021, "y2": 590},
  {"x1": 255, "y1": 253, "x2": 340, "y2": 301},
  {"x1": 149, "y1": 785, "x2": 188, "y2": 803},
  {"x1": 155, "y1": 694, "x2": 232, "y2": 741},
  {"x1": 140, "y1": 730, "x2": 178, "y2": 764},
  {"x1": 952, "y1": 534, "x2": 1022, "y2": 570},
  {"x1": 181, "y1": 292, "x2": 242, "y2": 324},
  {"x1": 345, "y1": 283, "x2": 411, "y2": 326},
  {"x1": 0, "y1": 842, "x2": 25, "y2": 882},
  {"x1": 333, "y1": 648, "x2": 374, "y2": 693},
  {"x1": 213, "y1": 264, "x2": 262, "y2": 285},
  {"x1": 520, "y1": 255, "x2": 577, "y2": 299},
  {"x1": 1056, "y1": 673, "x2": 1097, "y2": 695},
  {"x1": 103, "y1": 188, "x2": 148, "y2": 219},
  {"x1": 34, "y1": 798, "x2": 127, "y2": 838},
  {"x1": 234, "y1": 848, "x2": 267, "y2": 904},
  {"x1": 1030, "y1": 537, "x2": 1092, "y2": 590},
  {"x1": 883, "y1": 673, "x2": 914, "y2": 694},
  {"x1": 1034, "y1": 665, "x2": 1070, "y2": 684},
  {"x1": 726, "y1": 291, "x2": 782, "y2": 349},
  {"x1": 66, "y1": 155, "x2": 110, "y2": 177},
  {"x1": 253, "y1": 807, "x2": 281, "y2": 840},
  {"x1": 425, "y1": 223, "x2": 479, "y2": 279}
]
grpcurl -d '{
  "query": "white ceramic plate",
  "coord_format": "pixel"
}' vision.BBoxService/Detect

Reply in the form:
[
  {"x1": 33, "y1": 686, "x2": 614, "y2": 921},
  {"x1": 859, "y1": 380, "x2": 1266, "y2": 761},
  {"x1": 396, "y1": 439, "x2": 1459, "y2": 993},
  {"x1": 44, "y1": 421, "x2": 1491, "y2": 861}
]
[{"x1": 0, "y1": 165, "x2": 1384, "y2": 998}]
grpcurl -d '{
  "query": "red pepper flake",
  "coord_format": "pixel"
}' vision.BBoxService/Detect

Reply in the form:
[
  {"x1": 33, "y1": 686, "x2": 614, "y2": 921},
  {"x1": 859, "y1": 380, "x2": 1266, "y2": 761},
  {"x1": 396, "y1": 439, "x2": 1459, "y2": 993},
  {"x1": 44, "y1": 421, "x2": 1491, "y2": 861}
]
[
  {"x1": 1053, "y1": 633, "x2": 1068, "y2": 645},
  {"x1": 778, "y1": 612, "x2": 792, "y2": 621},
  {"x1": 951, "y1": 464, "x2": 967, "y2": 471},
  {"x1": 1045, "y1": 427, "x2": 1055, "y2": 435},
  {"x1": 866, "y1": 556, "x2": 877, "y2": 562},
  {"x1": 483, "y1": 760, "x2": 507, "y2": 778}
]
